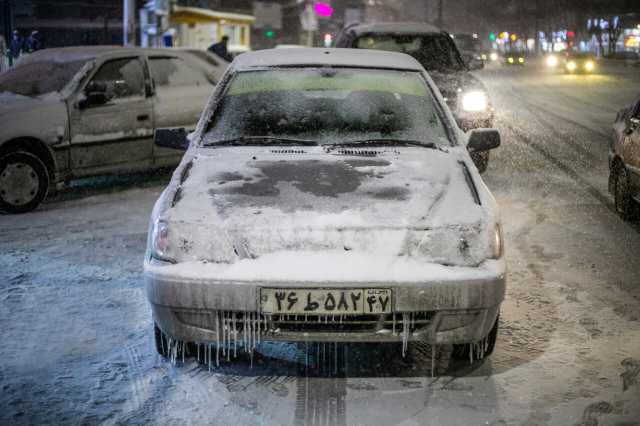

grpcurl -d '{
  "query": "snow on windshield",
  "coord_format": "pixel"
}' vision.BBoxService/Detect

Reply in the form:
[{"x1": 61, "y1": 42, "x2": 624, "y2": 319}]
[
  {"x1": 203, "y1": 68, "x2": 449, "y2": 146},
  {"x1": 0, "y1": 60, "x2": 88, "y2": 97},
  {"x1": 356, "y1": 34, "x2": 464, "y2": 72}
]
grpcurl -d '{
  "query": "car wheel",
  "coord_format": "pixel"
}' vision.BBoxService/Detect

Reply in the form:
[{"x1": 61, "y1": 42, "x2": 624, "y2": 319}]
[
  {"x1": 451, "y1": 313, "x2": 499, "y2": 362},
  {"x1": 154, "y1": 323, "x2": 169, "y2": 357},
  {"x1": 471, "y1": 151, "x2": 490, "y2": 174},
  {"x1": 0, "y1": 151, "x2": 49, "y2": 214},
  {"x1": 613, "y1": 164, "x2": 638, "y2": 220}
]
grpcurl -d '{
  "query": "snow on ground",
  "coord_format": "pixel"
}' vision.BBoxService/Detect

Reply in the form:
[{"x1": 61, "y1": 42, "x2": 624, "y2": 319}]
[{"x1": 1, "y1": 63, "x2": 640, "y2": 425}]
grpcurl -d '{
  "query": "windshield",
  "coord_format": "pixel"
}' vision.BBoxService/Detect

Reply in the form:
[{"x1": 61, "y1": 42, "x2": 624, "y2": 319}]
[
  {"x1": 203, "y1": 68, "x2": 450, "y2": 147},
  {"x1": 355, "y1": 34, "x2": 465, "y2": 72},
  {"x1": 0, "y1": 60, "x2": 88, "y2": 97}
]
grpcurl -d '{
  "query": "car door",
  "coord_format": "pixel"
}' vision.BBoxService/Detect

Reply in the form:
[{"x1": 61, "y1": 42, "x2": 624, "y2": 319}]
[
  {"x1": 68, "y1": 56, "x2": 154, "y2": 176},
  {"x1": 147, "y1": 55, "x2": 214, "y2": 167}
]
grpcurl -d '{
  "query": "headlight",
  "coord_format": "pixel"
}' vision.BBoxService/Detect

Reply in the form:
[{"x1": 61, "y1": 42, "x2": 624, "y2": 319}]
[
  {"x1": 507, "y1": 57, "x2": 514, "y2": 64},
  {"x1": 585, "y1": 60, "x2": 594, "y2": 71},
  {"x1": 481, "y1": 53, "x2": 487, "y2": 61},
  {"x1": 461, "y1": 91, "x2": 488, "y2": 112},
  {"x1": 518, "y1": 57, "x2": 525, "y2": 64},
  {"x1": 546, "y1": 55, "x2": 558, "y2": 67},
  {"x1": 566, "y1": 61, "x2": 577, "y2": 71},
  {"x1": 490, "y1": 224, "x2": 504, "y2": 259},
  {"x1": 151, "y1": 219, "x2": 174, "y2": 262},
  {"x1": 489, "y1": 52, "x2": 498, "y2": 61}
]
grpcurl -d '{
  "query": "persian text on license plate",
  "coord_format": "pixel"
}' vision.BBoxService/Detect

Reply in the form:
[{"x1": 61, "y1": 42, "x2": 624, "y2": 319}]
[{"x1": 260, "y1": 288, "x2": 392, "y2": 315}]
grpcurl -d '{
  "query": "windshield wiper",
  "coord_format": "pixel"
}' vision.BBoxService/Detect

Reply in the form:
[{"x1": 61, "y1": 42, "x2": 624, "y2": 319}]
[
  {"x1": 331, "y1": 139, "x2": 442, "y2": 150},
  {"x1": 203, "y1": 136, "x2": 319, "y2": 147}
]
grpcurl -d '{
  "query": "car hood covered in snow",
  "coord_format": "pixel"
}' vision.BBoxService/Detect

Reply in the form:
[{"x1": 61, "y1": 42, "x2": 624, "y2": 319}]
[{"x1": 159, "y1": 146, "x2": 495, "y2": 268}]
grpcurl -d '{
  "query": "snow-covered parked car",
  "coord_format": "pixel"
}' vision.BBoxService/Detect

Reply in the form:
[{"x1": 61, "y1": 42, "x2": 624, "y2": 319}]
[
  {"x1": 609, "y1": 94, "x2": 640, "y2": 220},
  {"x1": 144, "y1": 48, "x2": 505, "y2": 366},
  {"x1": 0, "y1": 46, "x2": 225, "y2": 213}
]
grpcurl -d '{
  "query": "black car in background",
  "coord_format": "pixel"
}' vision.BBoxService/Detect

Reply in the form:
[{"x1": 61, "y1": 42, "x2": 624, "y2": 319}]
[{"x1": 336, "y1": 22, "x2": 495, "y2": 173}]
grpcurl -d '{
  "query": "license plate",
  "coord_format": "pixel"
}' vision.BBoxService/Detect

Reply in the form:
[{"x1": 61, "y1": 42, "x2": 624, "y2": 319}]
[{"x1": 260, "y1": 288, "x2": 392, "y2": 315}]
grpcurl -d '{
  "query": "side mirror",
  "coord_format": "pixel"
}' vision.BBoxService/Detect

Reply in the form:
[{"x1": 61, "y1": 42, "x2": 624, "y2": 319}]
[
  {"x1": 463, "y1": 54, "x2": 484, "y2": 70},
  {"x1": 626, "y1": 117, "x2": 640, "y2": 135},
  {"x1": 79, "y1": 81, "x2": 109, "y2": 109},
  {"x1": 467, "y1": 129, "x2": 501, "y2": 152},
  {"x1": 154, "y1": 128, "x2": 189, "y2": 150}
]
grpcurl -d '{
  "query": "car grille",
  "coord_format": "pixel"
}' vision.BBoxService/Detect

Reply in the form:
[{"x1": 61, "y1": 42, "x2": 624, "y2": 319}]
[{"x1": 175, "y1": 310, "x2": 434, "y2": 334}]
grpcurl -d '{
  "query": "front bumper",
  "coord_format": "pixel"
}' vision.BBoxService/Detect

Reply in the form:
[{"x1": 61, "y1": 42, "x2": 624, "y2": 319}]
[{"x1": 145, "y1": 258, "x2": 506, "y2": 346}]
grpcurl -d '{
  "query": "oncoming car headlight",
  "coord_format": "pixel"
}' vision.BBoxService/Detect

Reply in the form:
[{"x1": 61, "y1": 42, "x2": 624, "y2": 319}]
[
  {"x1": 461, "y1": 91, "x2": 488, "y2": 112},
  {"x1": 546, "y1": 55, "x2": 558, "y2": 67},
  {"x1": 151, "y1": 219, "x2": 174, "y2": 262},
  {"x1": 566, "y1": 61, "x2": 577, "y2": 71},
  {"x1": 490, "y1": 224, "x2": 504, "y2": 259},
  {"x1": 489, "y1": 52, "x2": 498, "y2": 61},
  {"x1": 585, "y1": 60, "x2": 594, "y2": 71}
]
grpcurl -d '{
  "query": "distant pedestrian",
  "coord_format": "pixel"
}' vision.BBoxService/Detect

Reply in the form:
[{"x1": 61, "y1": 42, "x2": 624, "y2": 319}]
[
  {"x1": 25, "y1": 30, "x2": 42, "y2": 53},
  {"x1": 208, "y1": 35, "x2": 233, "y2": 62},
  {"x1": 9, "y1": 30, "x2": 23, "y2": 59}
]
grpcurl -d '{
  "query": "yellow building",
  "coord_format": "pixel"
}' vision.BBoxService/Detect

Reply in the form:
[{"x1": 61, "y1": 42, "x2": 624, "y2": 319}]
[{"x1": 170, "y1": 6, "x2": 255, "y2": 54}]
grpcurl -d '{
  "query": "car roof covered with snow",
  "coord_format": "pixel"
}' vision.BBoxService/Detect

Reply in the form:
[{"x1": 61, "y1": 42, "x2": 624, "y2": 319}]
[
  {"x1": 231, "y1": 48, "x2": 424, "y2": 71},
  {"x1": 17, "y1": 46, "x2": 197, "y2": 65},
  {"x1": 342, "y1": 22, "x2": 443, "y2": 37}
]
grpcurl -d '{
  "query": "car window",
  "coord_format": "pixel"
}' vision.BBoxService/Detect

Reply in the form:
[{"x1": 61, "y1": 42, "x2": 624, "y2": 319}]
[
  {"x1": 355, "y1": 34, "x2": 465, "y2": 72},
  {"x1": 203, "y1": 68, "x2": 449, "y2": 147},
  {"x1": 0, "y1": 59, "x2": 88, "y2": 97},
  {"x1": 149, "y1": 57, "x2": 209, "y2": 87},
  {"x1": 90, "y1": 57, "x2": 145, "y2": 100}
]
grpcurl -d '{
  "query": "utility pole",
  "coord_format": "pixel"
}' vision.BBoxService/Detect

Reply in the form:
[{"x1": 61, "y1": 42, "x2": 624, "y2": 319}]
[
  {"x1": 123, "y1": 0, "x2": 136, "y2": 46},
  {"x1": 437, "y1": 0, "x2": 443, "y2": 29}
]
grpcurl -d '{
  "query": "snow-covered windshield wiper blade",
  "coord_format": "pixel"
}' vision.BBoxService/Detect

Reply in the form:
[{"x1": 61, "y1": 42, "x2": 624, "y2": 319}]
[
  {"x1": 331, "y1": 139, "x2": 441, "y2": 149},
  {"x1": 203, "y1": 136, "x2": 319, "y2": 147}
]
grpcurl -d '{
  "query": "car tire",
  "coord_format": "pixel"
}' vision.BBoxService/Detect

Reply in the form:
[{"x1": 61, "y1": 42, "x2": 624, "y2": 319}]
[
  {"x1": 471, "y1": 151, "x2": 490, "y2": 174},
  {"x1": 154, "y1": 323, "x2": 169, "y2": 357},
  {"x1": 451, "y1": 313, "x2": 499, "y2": 362},
  {"x1": 0, "y1": 151, "x2": 49, "y2": 214},
  {"x1": 613, "y1": 164, "x2": 638, "y2": 221}
]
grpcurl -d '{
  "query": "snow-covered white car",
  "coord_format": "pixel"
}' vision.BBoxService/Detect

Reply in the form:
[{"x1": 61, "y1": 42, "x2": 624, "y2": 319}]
[
  {"x1": 0, "y1": 46, "x2": 225, "y2": 213},
  {"x1": 144, "y1": 48, "x2": 505, "y2": 366}
]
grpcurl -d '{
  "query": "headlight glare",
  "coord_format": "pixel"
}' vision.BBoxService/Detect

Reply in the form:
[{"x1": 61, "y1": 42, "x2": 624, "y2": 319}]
[
  {"x1": 489, "y1": 52, "x2": 498, "y2": 61},
  {"x1": 567, "y1": 61, "x2": 577, "y2": 71},
  {"x1": 585, "y1": 60, "x2": 594, "y2": 71},
  {"x1": 546, "y1": 55, "x2": 558, "y2": 67},
  {"x1": 461, "y1": 91, "x2": 488, "y2": 112}
]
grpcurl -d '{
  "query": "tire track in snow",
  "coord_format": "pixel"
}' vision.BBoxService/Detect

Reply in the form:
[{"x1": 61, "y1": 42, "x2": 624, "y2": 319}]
[{"x1": 293, "y1": 343, "x2": 347, "y2": 426}]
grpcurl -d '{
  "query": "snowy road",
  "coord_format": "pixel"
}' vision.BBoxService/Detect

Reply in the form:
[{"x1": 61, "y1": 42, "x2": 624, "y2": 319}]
[{"x1": 2, "y1": 63, "x2": 640, "y2": 425}]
